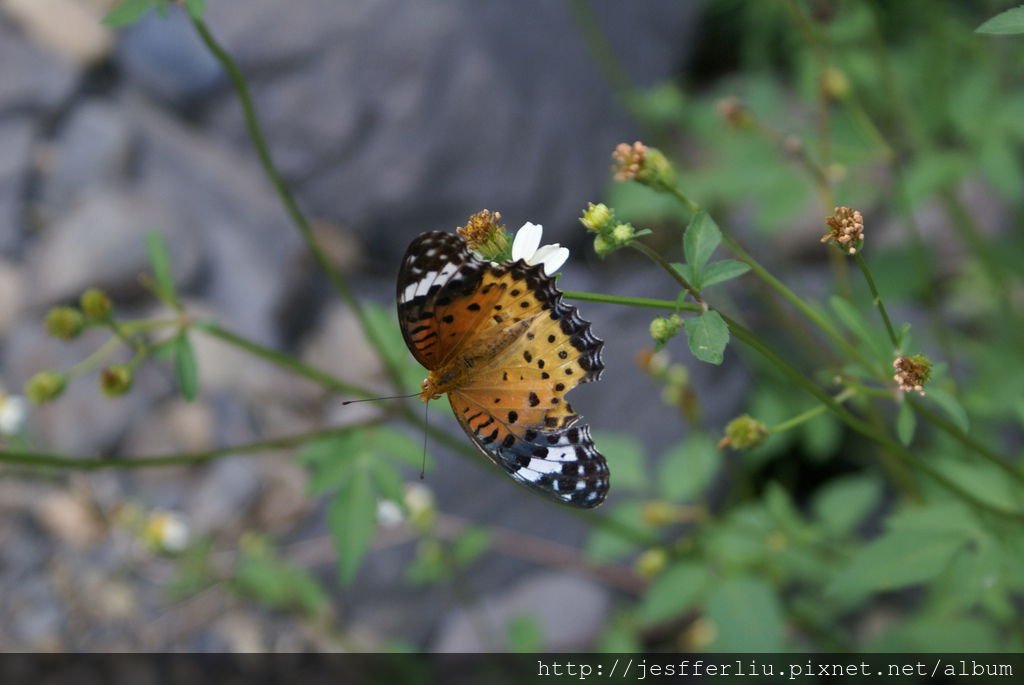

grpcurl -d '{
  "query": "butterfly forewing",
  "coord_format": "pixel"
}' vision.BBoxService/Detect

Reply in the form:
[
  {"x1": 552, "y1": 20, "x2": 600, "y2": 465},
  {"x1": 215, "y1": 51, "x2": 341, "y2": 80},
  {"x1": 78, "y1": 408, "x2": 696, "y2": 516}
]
[{"x1": 397, "y1": 230, "x2": 609, "y2": 507}]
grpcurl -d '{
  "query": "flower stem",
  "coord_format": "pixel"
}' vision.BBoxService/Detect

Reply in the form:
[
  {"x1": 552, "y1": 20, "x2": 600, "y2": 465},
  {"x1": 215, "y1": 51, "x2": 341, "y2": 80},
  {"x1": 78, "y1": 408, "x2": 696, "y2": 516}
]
[
  {"x1": 190, "y1": 17, "x2": 407, "y2": 394},
  {"x1": 563, "y1": 290, "x2": 697, "y2": 312},
  {"x1": 853, "y1": 253, "x2": 899, "y2": 349},
  {"x1": 769, "y1": 388, "x2": 856, "y2": 435},
  {"x1": 628, "y1": 241, "x2": 705, "y2": 308}
]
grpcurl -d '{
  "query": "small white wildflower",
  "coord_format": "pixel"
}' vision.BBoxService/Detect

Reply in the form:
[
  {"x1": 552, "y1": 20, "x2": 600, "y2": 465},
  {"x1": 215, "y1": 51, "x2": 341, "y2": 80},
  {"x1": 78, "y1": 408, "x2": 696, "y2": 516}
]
[
  {"x1": 404, "y1": 482, "x2": 435, "y2": 518},
  {"x1": 511, "y1": 222, "x2": 570, "y2": 275},
  {"x1": 0, "y1": 391, "x2": 28, "y2": 436},
  {"x1": 376, "y1": 499, "x2": 405, "y2": 528},
  {"x1": 144, "y1": 511, "x2": 190, "y2": 553}
]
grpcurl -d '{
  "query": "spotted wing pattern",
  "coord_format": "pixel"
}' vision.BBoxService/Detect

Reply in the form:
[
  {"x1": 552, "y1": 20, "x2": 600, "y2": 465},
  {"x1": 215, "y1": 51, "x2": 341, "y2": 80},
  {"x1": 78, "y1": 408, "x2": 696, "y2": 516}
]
[{"x1": 397, "y1": 231, "x2": 609, "y2": 507}]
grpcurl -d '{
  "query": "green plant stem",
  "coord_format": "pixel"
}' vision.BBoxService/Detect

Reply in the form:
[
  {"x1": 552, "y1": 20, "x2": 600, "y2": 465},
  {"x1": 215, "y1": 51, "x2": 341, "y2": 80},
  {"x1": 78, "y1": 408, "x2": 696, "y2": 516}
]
[
  {"x1": 0, "y1": 425, "x2": 361, "y2": 470},
  {"x1": 660, "y1": 185, "x2": 872, "y2": 371},
  {"x1": 770, "y1": 388, "x2": 856, "y2": 435},
  {"x1": 190, "y1": 18, "x2": 407, "y2": 394},
  {"x1": 563, "y1": 290, "x2": 698, "y2": 312},
  {"x1": 853, "y1": 253, "x2": 899, "y2": 349},
  {"x1": 628, "y1": 241, "x2": 705, "y2": 308},
  {"x1": 66, "y1": 336, "x2": 122, "y2": 379}
]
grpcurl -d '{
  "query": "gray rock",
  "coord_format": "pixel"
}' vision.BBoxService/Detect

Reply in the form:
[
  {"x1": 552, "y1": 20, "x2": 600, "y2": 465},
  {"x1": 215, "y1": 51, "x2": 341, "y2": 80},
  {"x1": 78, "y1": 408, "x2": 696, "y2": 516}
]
[
  {"x1": 114, "y1": 11, "x2": 224, "y2": 105},
  {"x1": 187, "y1": 455, "x2": 262, "y2": 536},
  {"x1": 25, "y1": 189, "x2": 203, "y2": 306},
  {"x1": 0, "y1": 258, "x2": 24, "y2": 335},
  {"x1": 41, "y1": 99, "x2": 135, "y2": 213},
  {"x1": 202, "y1": 0, "x2": 697, "y2": 259},
  {"x1": 0, "y1": 116, "x2": 34, "y2": 256},
  {"x1": 0, "y1": 19, "x2": 79, "y2": 113},
  {"x1": 433, "y1": 571, "x2": 610, "y2": 651}
]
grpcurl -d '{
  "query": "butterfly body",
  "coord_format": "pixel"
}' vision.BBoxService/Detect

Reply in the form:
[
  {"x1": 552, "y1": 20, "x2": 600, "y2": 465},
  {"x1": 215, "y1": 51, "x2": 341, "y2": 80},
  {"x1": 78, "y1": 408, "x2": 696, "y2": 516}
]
[{"x1": 397, "y1": 231, "x2": 609, "y2": 508}]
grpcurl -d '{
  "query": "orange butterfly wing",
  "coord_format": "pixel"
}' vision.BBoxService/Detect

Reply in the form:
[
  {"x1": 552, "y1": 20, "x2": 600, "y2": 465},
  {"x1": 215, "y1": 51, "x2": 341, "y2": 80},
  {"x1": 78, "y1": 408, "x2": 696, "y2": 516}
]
[{"x1": 397, "y1": 232, "x2": 609, "y2": 507}]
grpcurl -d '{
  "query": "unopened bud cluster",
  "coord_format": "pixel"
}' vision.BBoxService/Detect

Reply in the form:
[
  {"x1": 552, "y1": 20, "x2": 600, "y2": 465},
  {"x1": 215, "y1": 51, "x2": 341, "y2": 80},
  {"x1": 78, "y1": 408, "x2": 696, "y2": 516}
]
[
  {"x1": 579, "y1": 202, "x2": 643, "y2": 258},
  {"x1": 718, "y1": 414, "x2": 768, "y2": 450},
  {"x1": 821, "y1": 206, "x2": 865, "y2": 255},
  {"x1": 26, "y1": 371, "x2": 66, "y2": 404},
  {"x1": 650, "y1": 313, "x2": 683, "y2": 349},
  {"x1": 611, "y1": 140, "x2": 676, "y2": 190},
  {"x1": 893, "y1": 355, "x2": 931, "y2": 396},
  {"x1": 636, "y1": 348, "x2": 699, "y2": 420},
  {"x1": 457, "y1": 209, "x2": 510, "y2": 262}
]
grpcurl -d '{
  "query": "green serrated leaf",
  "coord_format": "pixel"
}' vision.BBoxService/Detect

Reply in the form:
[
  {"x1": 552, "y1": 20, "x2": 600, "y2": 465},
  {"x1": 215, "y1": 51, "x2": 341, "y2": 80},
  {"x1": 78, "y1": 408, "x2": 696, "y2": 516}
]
[
  {"x1": 173, "y1": 332, "x2": 198, "y2": 401},
  {"x1": 682, "y1": 212, "x2": 722, "y2": 286},
  {"x1": 706, "y1": 577, "x2": 785, "y2": 652},
  {"x1": 699, "y1": 259, "x2": 751, "y2": 288},
  {"x1": 826, "y1": 529, "x2": 969, "y2": 598},
  {"x1": 370, "y1": 427, "x2": 431, "y2": 470},
  {"x1": 145, "y1": 231, "x2": 178, "y2": 307},
  {"x1": 812, "y1": 475, "x2": 881, "y2": 538},
  {"x1": 671, "y1": 262, "x2": 695, "y2": 284},
  {"x1": 638, "y1": 562, "x2": 710, "y2": 626},
  {"x1": 584, "y1": 502, "x2": 646, "y2": 562},
  {"x1": 683, "y1": 310, "x2": 729, "y2": 364},
  {"x1": 926, "y1": 388, "x2": 970, "y2": 433},
  {"x1": 330, "y1": 468, "x2": 378, "y2": 584},
  {"x1": 656, "y1": 433, "x2": 721, "y2": 502},
  {"x1": 896, "y1": 401, "x2": 916, "y2": 446},
  {"x1": 102, "y1": 0, "x2": 155, "y2": 26},
  {"x1": 185, "y1": 0, "x2": 206, "y2": 20},
  {"x1": 595, "y1": 433, "x2": 647, "y2": 493},
  {"x1": 977, "y1": 6, "x2": 1024, "y2": 34}
]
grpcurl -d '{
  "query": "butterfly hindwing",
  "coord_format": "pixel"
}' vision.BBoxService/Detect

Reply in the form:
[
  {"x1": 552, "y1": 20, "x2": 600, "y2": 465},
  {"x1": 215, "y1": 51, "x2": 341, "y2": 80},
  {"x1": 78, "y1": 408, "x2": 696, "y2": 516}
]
[{"x1": 397, "y1": 230, "x2": 609, "y2": 507}]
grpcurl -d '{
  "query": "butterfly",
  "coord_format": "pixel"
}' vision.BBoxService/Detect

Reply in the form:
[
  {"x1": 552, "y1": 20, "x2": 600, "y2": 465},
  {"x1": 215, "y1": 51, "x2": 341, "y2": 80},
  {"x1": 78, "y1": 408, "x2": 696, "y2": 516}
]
[{"x1": 396, "y1": 231, "x2": 609, "y2": 507}]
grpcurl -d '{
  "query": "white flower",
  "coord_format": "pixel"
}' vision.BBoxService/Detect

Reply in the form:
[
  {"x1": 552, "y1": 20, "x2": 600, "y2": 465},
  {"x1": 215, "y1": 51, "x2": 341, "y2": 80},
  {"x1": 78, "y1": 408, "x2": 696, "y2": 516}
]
[
  {"x1": 511, "y1": 222, "x2": 570, "y2": 275},
  {"x1": 145, "y1": 511, "x2": 190, "y2": 553},
  {"x1": 0, "y1": 392, "x2": 28, "y2": 436},
  {"x1": 376, "y1": 499, "x2": 405, "y2": 528}
]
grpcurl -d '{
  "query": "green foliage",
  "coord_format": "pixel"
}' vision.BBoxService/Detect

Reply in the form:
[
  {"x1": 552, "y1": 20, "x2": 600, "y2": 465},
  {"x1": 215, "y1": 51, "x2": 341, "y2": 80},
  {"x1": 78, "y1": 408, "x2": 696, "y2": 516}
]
[
  {"x1": 173, "y1": 332, "x2": 198, "y2": 401},
  {"x1": 655, "y1": 433, "x2": 720, "y2": 502},
  {"x1": 232, "y1": 536, "x2": 330, "y2": 616},
  {"x1": 103, "y1": 0, "x2": 203, "y2": 26},
  {"x1": 682, "y1": 212, "x2": 721, "y2": 288},
  {"x1": 683, "y1": 310, "x2": 729, "y2": 365},
  {"x1": 976, "y1": 6, "x2": 1024, "y2": 34},
  {"x1": 637, "y1": 562, "x2": 710, "y2": 626},
  {"x1": 145, "y1": 231, "x2": 179, "y2": 308}
]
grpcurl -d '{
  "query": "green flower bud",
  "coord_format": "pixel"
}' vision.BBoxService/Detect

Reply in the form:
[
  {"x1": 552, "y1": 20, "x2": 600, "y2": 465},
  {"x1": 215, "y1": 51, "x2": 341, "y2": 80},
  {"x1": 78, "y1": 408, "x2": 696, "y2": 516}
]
[
  {"x1": 593, "y1": 234, "x2": 616, "y2": 258},
  {"x1": 80, "y1": 288, "x2": 113, "y2": 321},
  {"x1": 637, "y1": 146, "x2": 677, "y2": 189},
  {"x1": 580, "y1": 202, "x2": 614, "y2": 233},
  {"x1": 641, "y1": 500, "x2": 677, "y2": 527},
  {"x1": 820, "y1": 66, "x2": 851, "y2": 101},
  {"x1": 25, "y1": 371, "x2": 67, "y2": 404},
  {"x1": 649, "y1": 313, "x2": 683, "y2": 348},
  {"x1": 634, "y1": 547, "x2": 669, "y2": 579},
  {"x1": 720, "y1": 414, "x2": 768, "y2": 450},
  {"x1": 45, "y1": 306, "x2": 85, "y2": 340},
  {"x1": 611, "y1": 222, "x2": 635, "y2": 245},
  {"x1": 100, "y1": 364, "x2": 133, "y2": 397}
]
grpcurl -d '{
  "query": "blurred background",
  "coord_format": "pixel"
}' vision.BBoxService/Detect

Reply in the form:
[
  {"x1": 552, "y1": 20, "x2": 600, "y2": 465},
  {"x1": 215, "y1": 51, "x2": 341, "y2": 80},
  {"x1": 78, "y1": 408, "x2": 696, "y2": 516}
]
[{"x1": 1, "y1": 0, "x2": 1022, "y2": 652}]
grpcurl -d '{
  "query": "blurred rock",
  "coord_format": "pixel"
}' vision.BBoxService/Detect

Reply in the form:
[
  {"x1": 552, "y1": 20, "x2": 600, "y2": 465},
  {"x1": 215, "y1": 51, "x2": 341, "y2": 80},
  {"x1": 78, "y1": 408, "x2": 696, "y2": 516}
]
[
  {"x1": 187, "y1": 457, "x2": 262, "y2": 536},
  {"x1": 34, "y1": 490, "x2": 105, "y2": 547},
  {"x1": 115, "y1": 10, "x2": 224, "y2": 105},
  {"x1": 301, "y1": 303, "x2": 385, "y2": 392},
  {"x1": 433, "y1": 571, "x2": 610, "y2": 651},
  {"x1": 121, "y1": 399, "x2": 215, "y2": 456},
  {"x1": 1, "y1": 0, "x2": 114, "y2": 66},
  {"x1": 0, "y1": 117, "x2": 34, "y2": 255},
  {"x1": 252, "y1": 460, "x2": 310, "y2": 531},
  {"x1": 25, "y1": 189, "x2": 203, "y2": 306},
  {"x1": 0, "y1": 19, "x2": 79, "y2": 112},
  {"x1": 204, "y1": 0, "x2": 697, "y2": 260},
  {"x1": 40, "y1": 98, "x2": 135, "y2": 215},
  {"x1": 0, "y1": 258, "x2": 24, "y2": 334}
]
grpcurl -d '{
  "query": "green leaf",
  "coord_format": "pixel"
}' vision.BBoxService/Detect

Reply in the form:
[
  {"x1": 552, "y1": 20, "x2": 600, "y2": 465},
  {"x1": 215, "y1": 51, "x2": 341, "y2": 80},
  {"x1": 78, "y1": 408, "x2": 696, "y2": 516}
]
[
  {"x1": 594, "y1": 433, "x2": 647, "y2": 492},
  {"x1": 683, "y1": 310, "x2": 729, "y2": 365},
  {"x1": 927, "y1": 388, "x2": 970, "y2": 433},
  {"x1": 505, "y1": 615, "x2": 543, "y2": 652},
  {"x1": 656, "y1": 433, "x2": 721, "y2": 502},
  {"x1": 145, "y1": 231, "x2": 178, "y2": 307},
  {"x1": 896, "y1": 401, "x2": 916, "y2": 446},
  {"x1": 330, "y1": 468, "x2": 378, "y2": 584},
  {"x1": 682, "y1": 212, "x2": 722, "y2": 286},
  {"x1": 102, "y1": 0, "x2": 155, "y2": 26},
  {"x1": 452, "y1": 527, "x2": 491, "y2": 565},
  {"x1": 369, "y1": 427, "x2": 431, "y2": 470},
  {"x1": 173, "y1": 332, "x2": 198, "y2": 401},
  {"x1": 298, "y1": 433, "x2": 360, "y2": 494},
  {"x1": 584, "y1": 502, "x2": 646, "y2": 563},
  {"x1": 812, "y1": 475, "x2": 881, "y2": 538},
  {"x1": 231, "y1": 537, "x2": 329, "y2": 616},
  {"x1": 977, "y1": 6, "x2": 1024, "y2": 34},
  {"x1": 184, "y1": 0, "x2": 206, "y2": 20},
  {"x1": 699, "y1": 259, "x2": 750, "y2": 288},
  {"x1": 826, "y1": 529, "x2": 969, "y2": 598},
  {"x1": 706, "y1": 577, "x2": 785, "y2": 652},
  {"x1": 670, "y1": 261, "x2": 695, "y2": 284},
  {"x1": 637, "y1": 562, "x2": 710, "y2": 626}
]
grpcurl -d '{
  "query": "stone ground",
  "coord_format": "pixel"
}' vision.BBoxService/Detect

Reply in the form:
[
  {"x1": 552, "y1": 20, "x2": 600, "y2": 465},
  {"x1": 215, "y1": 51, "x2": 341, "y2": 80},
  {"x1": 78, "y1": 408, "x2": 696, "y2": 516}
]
[{"x1": 0, "y1": 0, "x2": 723, "y2": 651}]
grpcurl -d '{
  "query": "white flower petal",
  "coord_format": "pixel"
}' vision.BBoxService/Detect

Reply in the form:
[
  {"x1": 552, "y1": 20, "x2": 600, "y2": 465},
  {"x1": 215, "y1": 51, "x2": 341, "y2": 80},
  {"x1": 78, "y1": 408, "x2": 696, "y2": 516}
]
[
  {"x1": 512, "y1": 222, "x2": 543, "y2": 262},
  {"x1": 538, "y1": 246, "x2": 569, "y2": 274},
  {"x1": 0, "y1": 395, "x2": 27, "y2": 435}
]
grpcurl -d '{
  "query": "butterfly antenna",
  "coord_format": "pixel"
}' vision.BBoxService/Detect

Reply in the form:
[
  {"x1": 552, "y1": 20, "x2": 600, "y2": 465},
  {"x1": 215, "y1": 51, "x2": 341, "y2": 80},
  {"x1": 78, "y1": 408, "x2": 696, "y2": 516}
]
[
  {"x1": 341, "y1": 392, "x2": 420, "y2": 405},
  {"x1": 420, "y1": 400, "x2": 430, "y2": 480}
]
